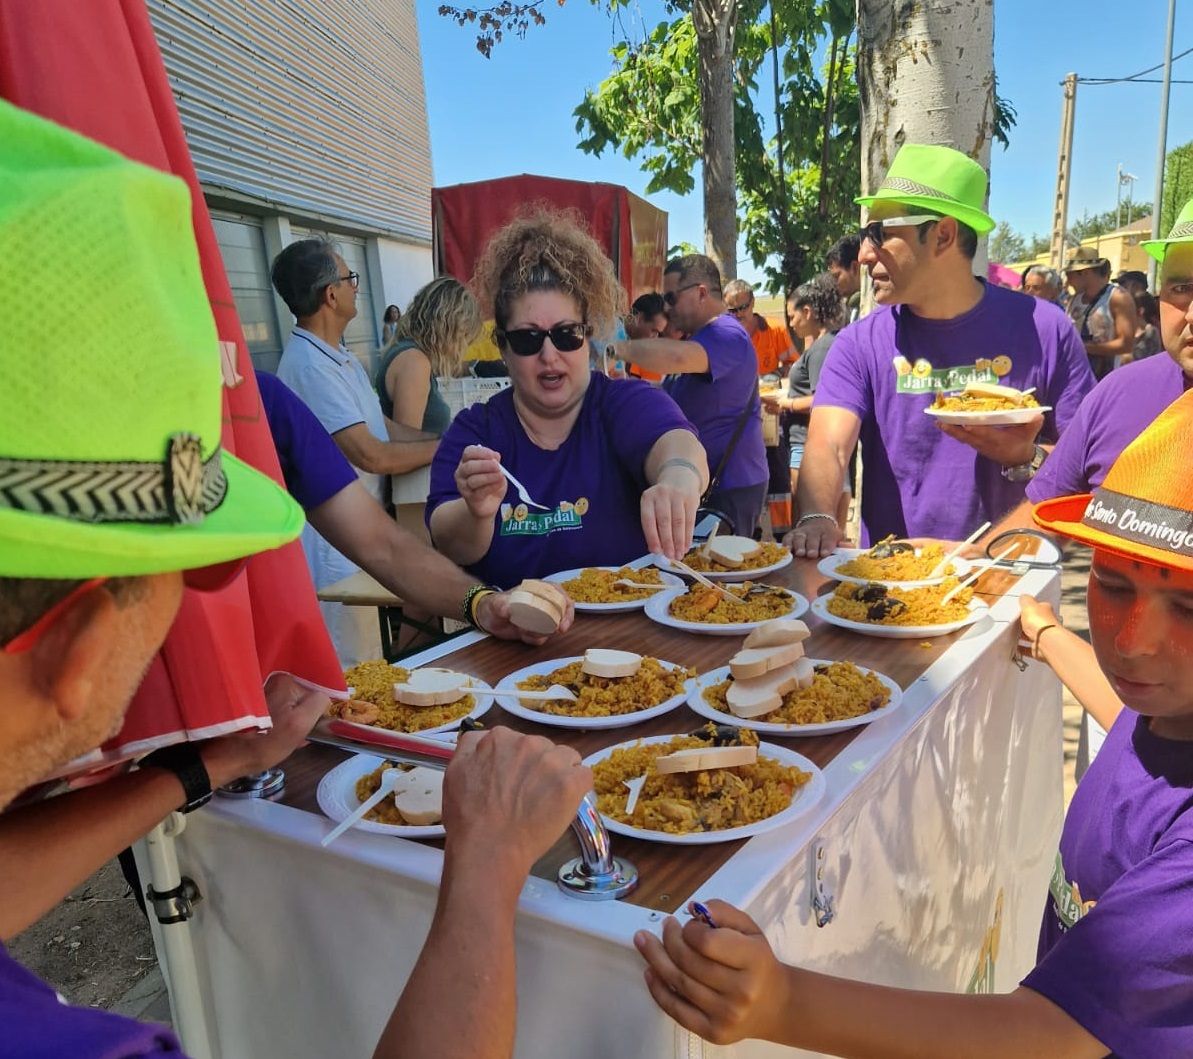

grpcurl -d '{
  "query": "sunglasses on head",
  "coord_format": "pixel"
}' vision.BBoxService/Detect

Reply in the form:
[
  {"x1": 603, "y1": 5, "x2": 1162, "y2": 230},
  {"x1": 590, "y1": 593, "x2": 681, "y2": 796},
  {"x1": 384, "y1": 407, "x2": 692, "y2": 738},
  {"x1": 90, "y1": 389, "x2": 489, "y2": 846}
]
[
  {"x1": 859, "y1": 215, "x2": 940, "y2": 247},
  {"x1": 496, "y1": 322, "x2": 592, "y2": 357}
]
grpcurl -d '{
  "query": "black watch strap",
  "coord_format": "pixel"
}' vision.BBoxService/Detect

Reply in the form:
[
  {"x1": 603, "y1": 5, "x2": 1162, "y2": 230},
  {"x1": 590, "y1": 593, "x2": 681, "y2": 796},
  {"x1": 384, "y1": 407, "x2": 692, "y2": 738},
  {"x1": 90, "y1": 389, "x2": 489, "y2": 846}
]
[{"x1": 139, "y1": 743, "x2": 213, "y2": 813}]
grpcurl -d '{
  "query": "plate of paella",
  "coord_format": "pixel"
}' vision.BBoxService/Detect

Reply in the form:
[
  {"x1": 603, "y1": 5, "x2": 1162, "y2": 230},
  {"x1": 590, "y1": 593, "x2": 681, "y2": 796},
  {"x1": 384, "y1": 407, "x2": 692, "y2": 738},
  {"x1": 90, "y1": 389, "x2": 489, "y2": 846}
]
[
  {"x1": 818, "y1": 539, "x2": 974, "y2": 589},
  {"x1": 674, "y1": 538, "x2": 793, "y2": 581},
  {"x1": 544, "y1": 564, "x2": 684, "y2": 613},
  {"x1": 921, "y1": 382, "x2": 1050, "y2": 426},
  {"x1": 810, "y1": 581, "x2": 989, "y2": 639},
  {"x1": 494, "y1": 652, "x2": 694, "y2": 729},
  {"x1": 328, "y1": 660, "x2": 492, "y2": 737},
  {"x1": 688, "y1": 660, "x2": 902, "y2": 736},
  {"x1": 644, "y1": 582, "x2": 809, "y2": 636},
  {"x1": 584, "y1": 728, "x2": 825, "y2": 845},
  {"x1": 316, "y1": 753, "x2": 448, "y2": 839}
]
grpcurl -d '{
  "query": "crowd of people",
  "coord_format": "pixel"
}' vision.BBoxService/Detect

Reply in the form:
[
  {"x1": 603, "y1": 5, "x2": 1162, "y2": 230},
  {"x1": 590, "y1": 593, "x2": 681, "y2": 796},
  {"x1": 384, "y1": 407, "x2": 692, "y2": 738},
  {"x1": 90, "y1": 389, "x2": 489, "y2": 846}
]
[{"x1": 6, "y1": 91, "x2": 1193, "y2": 1059}]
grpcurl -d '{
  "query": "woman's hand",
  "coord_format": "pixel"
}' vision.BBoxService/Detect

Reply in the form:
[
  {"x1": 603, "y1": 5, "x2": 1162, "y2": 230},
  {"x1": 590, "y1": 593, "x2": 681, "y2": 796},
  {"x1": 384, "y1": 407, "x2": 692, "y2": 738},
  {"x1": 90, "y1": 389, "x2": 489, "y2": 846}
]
[
  {"x1": 635, "y1": 900, "x2": 791, "y2": 1046},
  {"x1": 454, "y1": 445, "x2": 508, "y2": 520},
  {"x1": 641, "y1": 467, "x2": 701, "y2": 560},
  {"x1": 475, "y1": 587, "x2": 575, "y2": 645}
]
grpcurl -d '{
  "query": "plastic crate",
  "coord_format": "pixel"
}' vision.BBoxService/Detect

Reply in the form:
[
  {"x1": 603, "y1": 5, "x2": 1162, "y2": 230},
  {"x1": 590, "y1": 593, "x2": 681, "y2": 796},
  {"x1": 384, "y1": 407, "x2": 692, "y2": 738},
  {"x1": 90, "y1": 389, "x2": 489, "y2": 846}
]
[{"x1": 437, "y1": 375, "x2": 511, "y2": 420}]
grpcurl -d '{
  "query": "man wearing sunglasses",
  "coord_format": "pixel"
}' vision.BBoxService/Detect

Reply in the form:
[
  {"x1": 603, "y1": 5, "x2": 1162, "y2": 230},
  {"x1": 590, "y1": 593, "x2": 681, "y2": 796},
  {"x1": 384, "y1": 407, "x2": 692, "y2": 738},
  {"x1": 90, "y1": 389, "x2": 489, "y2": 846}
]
[
  {"x1": 273, "y1": 239, "x2": 442, "y2": 661},
  {"x1": 785, "y1": 143, "x2": 1094, "y2": 559},
  {"x1": 610, "y1": 255, "x2": 769, "y2": 537}
]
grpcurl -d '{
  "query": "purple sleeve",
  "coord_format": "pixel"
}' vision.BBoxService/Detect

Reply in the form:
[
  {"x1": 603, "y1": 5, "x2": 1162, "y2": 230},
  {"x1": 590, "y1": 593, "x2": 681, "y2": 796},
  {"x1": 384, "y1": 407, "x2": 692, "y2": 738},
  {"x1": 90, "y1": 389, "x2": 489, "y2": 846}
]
[
  {"x1": 425, "y1": 403, "x2": 487, "y2": 522},
  {"x1": 257, "y1": 373, "x2": 357, "y2": 511},
  {"x1": 602, "y1": 378, "x2": 696, "y2": 481},
  {"x1": 1042, "y1": 313, "x2": 1096, "y2": 438},
  {"x1": 810, "y1": 324, "x2": 870, "y2": 418},
  {"x1": 691, "y1": 318, "x2": 743, "y2": 383},
  {"x1": 1023, "y1": 838, "x2": 1193, "y2": 1057},
  {"x1": 1025, "y1": 391, "x2": 1096, "y2": 502}
]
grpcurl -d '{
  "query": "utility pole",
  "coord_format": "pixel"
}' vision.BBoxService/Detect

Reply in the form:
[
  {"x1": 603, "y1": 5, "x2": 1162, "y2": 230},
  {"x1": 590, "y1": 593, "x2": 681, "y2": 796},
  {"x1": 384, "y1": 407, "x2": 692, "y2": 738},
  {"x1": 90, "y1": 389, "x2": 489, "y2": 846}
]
[
  {"x1": 1117, "y1": 165, "x2": 1139, "y2": 229},
  {"x1": 1050, "y1": 73, "x2": 1078, "y2": 268},
  {"x1": 1148, "y1": 0, "x2": 1177, "y2": 286}
]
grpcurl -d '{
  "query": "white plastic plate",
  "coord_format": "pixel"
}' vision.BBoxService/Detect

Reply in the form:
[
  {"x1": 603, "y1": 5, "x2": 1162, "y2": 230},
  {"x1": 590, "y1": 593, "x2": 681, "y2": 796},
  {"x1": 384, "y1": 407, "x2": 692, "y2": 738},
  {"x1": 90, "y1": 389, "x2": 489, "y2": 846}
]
[
  {"x1": 817, "y1": 548, "x2": 975, "y2": 589},
  {"x1": 644, "y1": 585, "x2": 809, "y2": 636},
  {"x1": 316, "y1": 752, "x2": 446, "y2": 838},
  {"x1": 809, "y1": 594, "x2": 988, "y2": 639},
  {"x1": 544, "y1": 566, "x2": 684, "y2": 613}
]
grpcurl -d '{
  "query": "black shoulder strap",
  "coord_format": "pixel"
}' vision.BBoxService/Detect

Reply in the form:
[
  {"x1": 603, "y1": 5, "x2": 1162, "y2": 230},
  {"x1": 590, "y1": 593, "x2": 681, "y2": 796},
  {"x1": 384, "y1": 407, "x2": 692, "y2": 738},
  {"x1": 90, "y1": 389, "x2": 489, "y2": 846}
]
[{"x1": 701, "y1": 381, "x2": 759, "y2": 503}]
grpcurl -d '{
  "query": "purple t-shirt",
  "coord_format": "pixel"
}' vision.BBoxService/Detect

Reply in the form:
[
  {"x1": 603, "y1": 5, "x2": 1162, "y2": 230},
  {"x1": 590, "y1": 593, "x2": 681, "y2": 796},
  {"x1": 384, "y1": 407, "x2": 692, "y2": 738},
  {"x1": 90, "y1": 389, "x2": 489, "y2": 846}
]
[
  {"x1": 1023, "y1": 710, "x2": 1193, "y2": 1057},
  {"x1": 257, "y1": 372, "x2": 358, "y2": 510},
  {"x1": 427, "y1": 372, "x2": 695, "y2": 588},
  {"x1": 814, "y1": 283, "x2": 1095, "y2": 543},
  {"x1": 1027, "y1": 353, "x2": 1189, "y2": 502},
  {"x1": 0, "y1": 942, "x2": 184, "y2": 1057},
  {"x1": 663, "y1": 315, "x2": 767, "y2": 489}
]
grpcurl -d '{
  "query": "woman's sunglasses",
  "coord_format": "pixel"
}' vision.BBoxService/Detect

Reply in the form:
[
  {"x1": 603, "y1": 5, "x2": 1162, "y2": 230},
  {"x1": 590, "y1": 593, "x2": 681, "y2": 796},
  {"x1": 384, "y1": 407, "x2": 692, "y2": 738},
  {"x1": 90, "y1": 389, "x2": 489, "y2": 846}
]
[{"x1": 496, "y1": 322, "x2": 592, "y2": 357}]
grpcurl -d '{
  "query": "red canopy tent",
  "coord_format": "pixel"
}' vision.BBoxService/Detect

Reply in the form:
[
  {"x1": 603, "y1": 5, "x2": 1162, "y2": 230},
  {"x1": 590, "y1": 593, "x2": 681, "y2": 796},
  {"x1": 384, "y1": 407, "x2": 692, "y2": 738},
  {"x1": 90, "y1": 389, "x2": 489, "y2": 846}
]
[{"x1": 0, "y1": 0, "x2": 345, "y2": 776}]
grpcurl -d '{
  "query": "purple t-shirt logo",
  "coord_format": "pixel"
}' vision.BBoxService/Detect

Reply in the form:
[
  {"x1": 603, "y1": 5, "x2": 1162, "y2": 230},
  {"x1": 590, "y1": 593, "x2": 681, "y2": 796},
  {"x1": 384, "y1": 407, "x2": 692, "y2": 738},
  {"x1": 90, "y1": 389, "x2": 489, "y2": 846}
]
[
  {"x1": 500, "y1": 499, "x2": 587, "y2": 537},
  {"x1": 1047, "y1": 852, "x2": 1097, "y2": 932},
  {"x1": 892, "y1": 354, "x2": 1002, "y2": 394}
]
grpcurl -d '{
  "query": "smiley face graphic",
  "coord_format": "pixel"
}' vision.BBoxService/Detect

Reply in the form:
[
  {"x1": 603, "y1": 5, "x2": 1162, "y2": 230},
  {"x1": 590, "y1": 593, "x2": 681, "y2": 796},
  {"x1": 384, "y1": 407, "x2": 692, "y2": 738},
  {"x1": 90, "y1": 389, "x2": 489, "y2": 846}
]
[
  {"x1": 991, "y1": 355, "x2": 1012, "y2": 377},
  {"x1": 574, "y1": 497, "x2": 590, "y2": 516},
  {"x1": 912, "y1": 358, "x2": 933, "y2": 378},
  {"x1": 513, "y1": 503, "x2": 529, "y2": 522}
]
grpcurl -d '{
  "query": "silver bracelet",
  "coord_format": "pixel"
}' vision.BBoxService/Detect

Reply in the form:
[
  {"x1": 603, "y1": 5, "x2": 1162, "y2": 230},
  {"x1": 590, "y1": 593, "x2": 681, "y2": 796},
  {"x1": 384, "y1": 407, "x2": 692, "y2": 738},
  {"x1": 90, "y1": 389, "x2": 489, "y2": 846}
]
[
  {"x1": 659, "y1": 458, "x2": 703, "y2": 484},
  {"x1": 794, "y1": 512, "x2": 839, "y2": 530}
]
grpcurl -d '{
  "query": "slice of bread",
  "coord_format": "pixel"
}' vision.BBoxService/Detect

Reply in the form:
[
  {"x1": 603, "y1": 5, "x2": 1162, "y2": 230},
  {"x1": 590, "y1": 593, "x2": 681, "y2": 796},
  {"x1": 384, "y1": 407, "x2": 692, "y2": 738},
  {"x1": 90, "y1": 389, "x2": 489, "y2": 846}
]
[
  {"x1": 519, "y1": 579, "x2": 567, "y2": 613},
  {"x1": 654, "y1": 744, "x2": 759, "y2": 774},
  {"x1": 964, "y1": 381, "x2": 1026, "y2": 403},
  {"x1": 707, "y1": 535, "x2": 763, "y2": 569},
  {"x1": 726, "y1": 668, "x2": 799, "y2": 718},
  {"x1": 391, "y1": 766, "x2": 444, "y2": 826},
  {"x1": 393, "y1": 668, "x2": 471, "y2": 707},
  {"x1": 728, "y1": 641, "x2": 804, "y2": 680},
  {"x1": 743, "y1": 618, "x2": 811, "y2": 649},
  {"x1": 507, "y1": 590, "x2": 563, "y2": 635},
  {"x1": 582, "y1": 648, "x2": 642, "y2": 679}
]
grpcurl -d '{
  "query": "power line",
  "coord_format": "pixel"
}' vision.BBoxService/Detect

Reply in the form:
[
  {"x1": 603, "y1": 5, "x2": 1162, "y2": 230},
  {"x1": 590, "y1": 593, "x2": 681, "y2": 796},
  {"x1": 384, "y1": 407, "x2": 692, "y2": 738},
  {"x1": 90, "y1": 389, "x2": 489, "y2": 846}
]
[{"x1": 1075, "y1": 44, "x2": 1193, "y2": 84}]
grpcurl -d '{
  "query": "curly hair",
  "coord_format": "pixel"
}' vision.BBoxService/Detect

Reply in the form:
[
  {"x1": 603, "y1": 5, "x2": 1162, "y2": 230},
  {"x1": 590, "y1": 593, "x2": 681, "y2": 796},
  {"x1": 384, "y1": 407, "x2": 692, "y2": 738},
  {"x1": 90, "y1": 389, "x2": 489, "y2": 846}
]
[
  {"x1": 471, "y1": 207, "x2": 626, "y2": 343},
  {"x1": 388, "y1": 277, "x2": 481, "y2": 378},
  {"x1": 789, "y1": 273, "x2": 845, "y2": 329}
]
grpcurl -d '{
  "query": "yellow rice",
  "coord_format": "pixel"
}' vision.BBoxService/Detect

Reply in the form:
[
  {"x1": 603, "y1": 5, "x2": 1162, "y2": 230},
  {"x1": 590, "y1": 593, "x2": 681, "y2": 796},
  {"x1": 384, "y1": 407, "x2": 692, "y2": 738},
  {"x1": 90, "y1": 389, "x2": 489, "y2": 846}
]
[
  {"x1": 516, "y1": 658, "x2": 693, "y2": 717},
  {"x1": 836, "y1": 538, "x2": 953, "y2": 581},
  {"x1": 560, "y1": 565, "x2": 666, "y2": 603},
  {"x1": 593, "y1": 728, "x2": 809, "y2": 834},
  {"x1": 354, "y1": 762, "x2": 440, "y2": 827},
  {"x1": 827, "y1": 581, "x2": 973, "y2": 626},
  {"x1": 683, "y1": 540, "x2": 789, "y2": 573},
  {"x1": 335, "y1": 660, "x2": 475, "y2": 732},
  {"x1": 933, "y1": 391, "x2": 1039, "y2": 412},
  {"x1": 703, "y1": 661, "x2": 891, "y2": 725},
  {"x1": 669, "y1": 583, "x2": 795, "y2": 624}
]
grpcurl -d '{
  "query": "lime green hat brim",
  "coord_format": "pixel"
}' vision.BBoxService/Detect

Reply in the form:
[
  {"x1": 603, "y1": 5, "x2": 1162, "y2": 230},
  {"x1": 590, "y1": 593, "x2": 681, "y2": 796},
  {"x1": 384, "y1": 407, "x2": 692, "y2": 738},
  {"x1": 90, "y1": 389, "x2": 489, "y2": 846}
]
[
  {"x1": 855, "y1": 189, "x2": 996, "y2": 235},
  {"x1": 1140, "y1": 236, "x2": 1193, "y2": 263},
  {"x1": 0, "y1": 452, "x2": 305, "y2": 579}
]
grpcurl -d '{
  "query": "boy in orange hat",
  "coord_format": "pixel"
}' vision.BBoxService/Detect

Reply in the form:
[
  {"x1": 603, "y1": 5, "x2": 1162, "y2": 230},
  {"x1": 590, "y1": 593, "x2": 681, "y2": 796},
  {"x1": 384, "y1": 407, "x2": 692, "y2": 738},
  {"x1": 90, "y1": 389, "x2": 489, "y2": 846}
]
[{"x1": 636, "y1": 389, "x2": 1193, "y2": 1057}]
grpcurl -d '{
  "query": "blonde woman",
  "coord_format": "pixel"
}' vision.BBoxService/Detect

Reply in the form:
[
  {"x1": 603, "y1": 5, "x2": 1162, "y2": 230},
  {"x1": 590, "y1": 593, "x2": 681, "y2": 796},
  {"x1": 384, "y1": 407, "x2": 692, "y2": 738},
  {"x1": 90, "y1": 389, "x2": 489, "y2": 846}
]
[{"x1": 376, "y1": 277, "x2": 482, "y2": 435}]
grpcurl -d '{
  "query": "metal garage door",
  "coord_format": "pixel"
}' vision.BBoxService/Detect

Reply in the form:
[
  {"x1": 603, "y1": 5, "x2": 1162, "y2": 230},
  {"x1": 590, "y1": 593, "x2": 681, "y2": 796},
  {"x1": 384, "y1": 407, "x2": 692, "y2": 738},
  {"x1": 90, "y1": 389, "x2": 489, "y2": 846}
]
[
  {"x1": 291, "y1": 227, "x2": 379, "y2": 372},
  {"x1": 210, "y1": 211, "x2": 283, "y2": 372}
]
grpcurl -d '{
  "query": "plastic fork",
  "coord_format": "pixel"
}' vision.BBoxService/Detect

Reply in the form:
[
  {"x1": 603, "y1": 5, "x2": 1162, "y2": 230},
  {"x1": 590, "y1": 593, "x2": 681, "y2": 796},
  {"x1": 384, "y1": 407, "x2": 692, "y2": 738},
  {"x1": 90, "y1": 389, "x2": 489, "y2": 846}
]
[
  {"x1": 498, "y1": 464, "x2": 551, "y2": 511},
  {"x1": 321, "y1": 767, "x2": 402, "y2": 847},
  {"x1": 482, "y1": 684, "x2": 579, "y2": 703}
]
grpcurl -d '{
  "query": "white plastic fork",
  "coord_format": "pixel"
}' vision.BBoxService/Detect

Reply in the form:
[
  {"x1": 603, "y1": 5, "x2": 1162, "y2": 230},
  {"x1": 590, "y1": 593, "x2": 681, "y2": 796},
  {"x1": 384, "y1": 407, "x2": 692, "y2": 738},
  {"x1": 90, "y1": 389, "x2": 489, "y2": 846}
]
[
  {"x1": 322, "y1": 767, "x2": 402, "y2": 847},
  {"x1": 498, "y1": 464, "x2": 551, "y2": 511}
]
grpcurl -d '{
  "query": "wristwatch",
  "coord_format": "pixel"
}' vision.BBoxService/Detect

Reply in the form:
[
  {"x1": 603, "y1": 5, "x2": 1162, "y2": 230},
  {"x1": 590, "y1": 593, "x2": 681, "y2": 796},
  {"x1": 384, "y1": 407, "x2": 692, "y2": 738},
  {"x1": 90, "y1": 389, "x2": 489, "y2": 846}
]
[
  {"x1": 1001, "y1": 444, "x2": 1047, "y2": 483},
  {"x1": 139, "y1": 743, "x2": 213, "y2": 814}
]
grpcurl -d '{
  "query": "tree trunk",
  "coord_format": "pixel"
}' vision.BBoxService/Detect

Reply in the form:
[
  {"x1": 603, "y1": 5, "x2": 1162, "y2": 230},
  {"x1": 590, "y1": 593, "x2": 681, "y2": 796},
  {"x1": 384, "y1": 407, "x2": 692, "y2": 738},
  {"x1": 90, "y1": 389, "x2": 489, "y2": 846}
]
[
  {"x1": 857, "y1": 0, "x2": 996, "y2": 274},
  {"x1": 694, "y1": 0, "x2": 738, "y2": 280}
]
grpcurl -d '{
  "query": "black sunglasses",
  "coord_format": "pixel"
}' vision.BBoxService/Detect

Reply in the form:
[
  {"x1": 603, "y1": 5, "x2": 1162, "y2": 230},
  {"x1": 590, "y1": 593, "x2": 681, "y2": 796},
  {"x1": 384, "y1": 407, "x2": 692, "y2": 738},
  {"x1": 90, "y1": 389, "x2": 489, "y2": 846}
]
[
  {"x1": 858, "y1": 215, "x2": 940, "y2": 248},
  {"x1": 496, "y1": 322, "x2": 592, "y2": 356},
  {"x1": 663, "y1": 282, "x2": 707, "y2": 307}
]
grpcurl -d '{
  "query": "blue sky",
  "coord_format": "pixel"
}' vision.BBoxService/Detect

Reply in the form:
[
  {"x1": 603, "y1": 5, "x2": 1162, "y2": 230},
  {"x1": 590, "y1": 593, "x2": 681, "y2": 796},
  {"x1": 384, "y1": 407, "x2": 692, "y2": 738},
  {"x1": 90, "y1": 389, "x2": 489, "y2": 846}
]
[{"x1": 416, "y1": 0, "x2": 1193, "y2": 283}]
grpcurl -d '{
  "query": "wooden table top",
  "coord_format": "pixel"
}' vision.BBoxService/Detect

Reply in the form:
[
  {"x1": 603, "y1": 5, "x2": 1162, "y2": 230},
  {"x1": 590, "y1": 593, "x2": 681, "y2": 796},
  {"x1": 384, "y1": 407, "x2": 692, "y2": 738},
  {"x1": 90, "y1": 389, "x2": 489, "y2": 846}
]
[
  {"x1": 281, "y1": 554, "x2": 1026, "y2": 913},
  {"x1": 316, "y1": 570, "x2": 403, "y2": 607}
]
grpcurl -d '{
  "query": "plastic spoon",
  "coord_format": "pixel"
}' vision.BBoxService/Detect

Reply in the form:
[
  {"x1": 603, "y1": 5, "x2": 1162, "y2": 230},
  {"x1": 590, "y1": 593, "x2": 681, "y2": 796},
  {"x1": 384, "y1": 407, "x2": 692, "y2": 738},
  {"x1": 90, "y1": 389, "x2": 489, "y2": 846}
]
[{"x1": 321, "y1": 767, "x2": 402, "y2": 847}]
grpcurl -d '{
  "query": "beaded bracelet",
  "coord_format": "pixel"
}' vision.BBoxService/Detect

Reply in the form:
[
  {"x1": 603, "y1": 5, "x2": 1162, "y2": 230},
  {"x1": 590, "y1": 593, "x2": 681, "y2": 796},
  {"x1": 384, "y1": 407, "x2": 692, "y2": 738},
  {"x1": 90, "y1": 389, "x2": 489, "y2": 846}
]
[{"x1": 462, "y1": 584, "x2": 497, "y2": 630}]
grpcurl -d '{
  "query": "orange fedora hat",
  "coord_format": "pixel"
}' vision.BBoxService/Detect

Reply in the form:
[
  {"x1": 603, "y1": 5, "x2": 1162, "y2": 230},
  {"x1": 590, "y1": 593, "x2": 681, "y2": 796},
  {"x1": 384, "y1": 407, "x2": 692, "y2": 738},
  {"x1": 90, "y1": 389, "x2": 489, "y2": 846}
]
[{"x1": 1034, "y1": 389, "x2": 1193, "y2": 573}]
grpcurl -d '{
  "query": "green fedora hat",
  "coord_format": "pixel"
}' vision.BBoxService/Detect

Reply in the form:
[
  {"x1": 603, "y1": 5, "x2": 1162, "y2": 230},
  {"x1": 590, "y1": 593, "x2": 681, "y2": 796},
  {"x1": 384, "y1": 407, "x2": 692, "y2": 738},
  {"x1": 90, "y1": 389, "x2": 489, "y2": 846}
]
[
  {"x1": 1141, "y1": 198, "x2": 1193, "y2": 262},
  {"x1": 856, "y1": 143, "x2": 995, "y2": 235},
  {"x1": 0, "y1": 101, "x2": 304, "y2": 579}
]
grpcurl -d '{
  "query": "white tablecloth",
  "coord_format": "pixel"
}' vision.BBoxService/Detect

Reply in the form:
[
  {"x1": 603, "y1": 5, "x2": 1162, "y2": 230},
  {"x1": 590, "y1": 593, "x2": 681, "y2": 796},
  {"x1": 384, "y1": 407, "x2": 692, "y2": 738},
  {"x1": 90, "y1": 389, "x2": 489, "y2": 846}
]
[{"x1": 151, "y1": 570, "x2": 1063, "y2": 1059}]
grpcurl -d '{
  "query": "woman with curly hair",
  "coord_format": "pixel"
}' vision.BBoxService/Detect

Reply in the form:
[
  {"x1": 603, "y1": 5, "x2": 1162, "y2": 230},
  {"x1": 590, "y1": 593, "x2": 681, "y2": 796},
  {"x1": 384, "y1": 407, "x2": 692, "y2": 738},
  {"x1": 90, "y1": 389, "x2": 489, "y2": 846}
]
[
  {"x1": 762, "y1": 274, "x2": 847, "y2": 516},
  {"x1": 425, "y1": 209, "x2": 709, "y2": 587},
  {"x1": 376, "y1": 278, "x2": 481, "y2": 435}
]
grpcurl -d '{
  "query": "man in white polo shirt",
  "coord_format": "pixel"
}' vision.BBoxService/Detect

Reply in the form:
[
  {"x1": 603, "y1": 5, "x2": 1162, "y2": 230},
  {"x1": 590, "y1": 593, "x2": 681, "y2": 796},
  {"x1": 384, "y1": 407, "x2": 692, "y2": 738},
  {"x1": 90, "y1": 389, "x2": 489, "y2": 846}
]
[{"x1": 272, "y1": 238, "x2": 438, "y2": 660}]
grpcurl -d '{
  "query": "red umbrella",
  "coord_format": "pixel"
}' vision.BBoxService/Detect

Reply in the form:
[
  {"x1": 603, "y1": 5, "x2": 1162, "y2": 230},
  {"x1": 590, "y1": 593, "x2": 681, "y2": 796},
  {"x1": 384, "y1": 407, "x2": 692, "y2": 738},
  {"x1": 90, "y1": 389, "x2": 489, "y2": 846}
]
[{"x1": 0, "y1": 0, "x2": 345, "y2": 777}]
